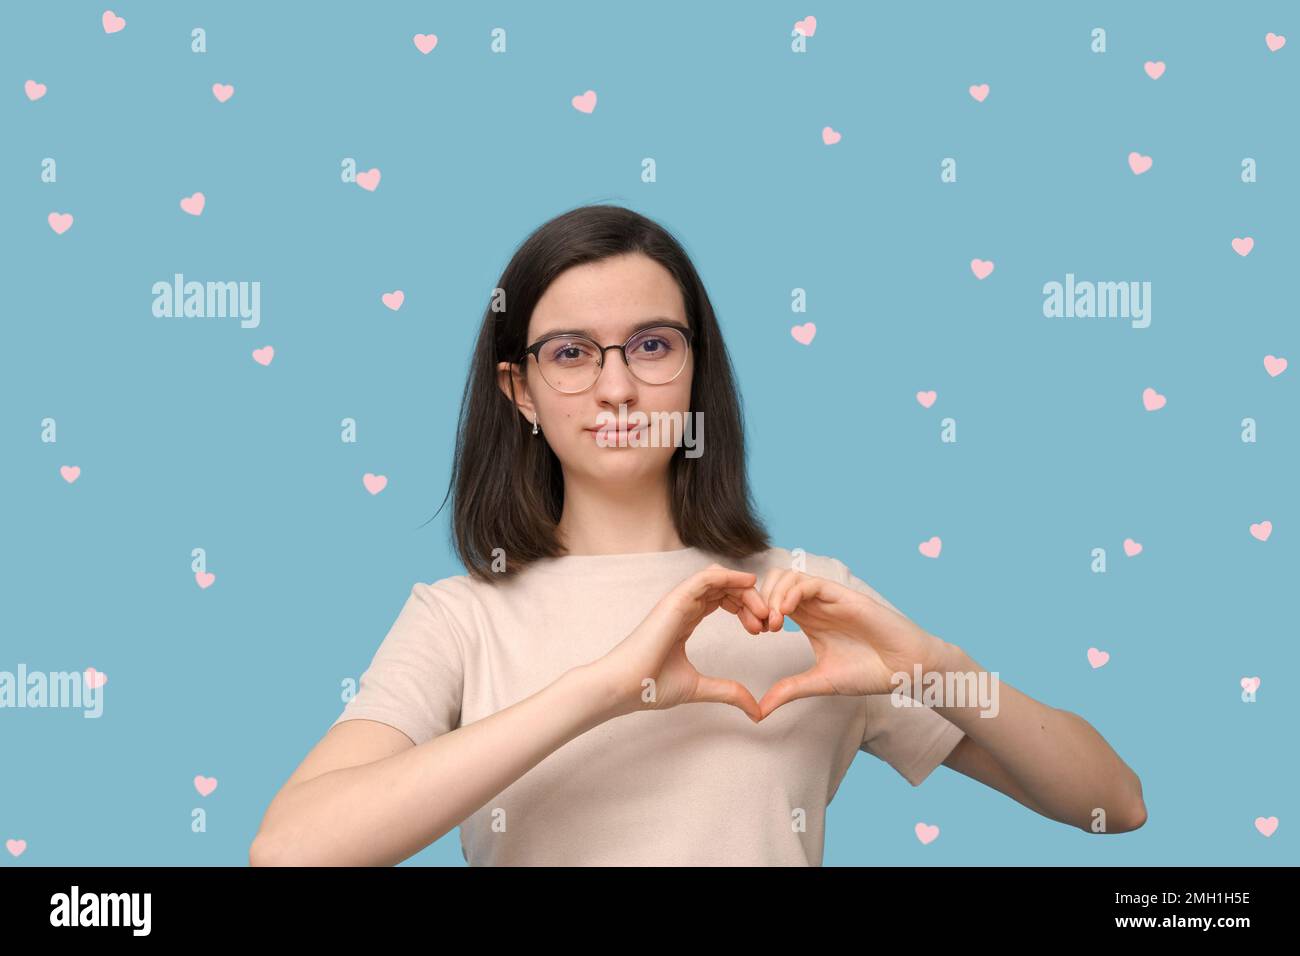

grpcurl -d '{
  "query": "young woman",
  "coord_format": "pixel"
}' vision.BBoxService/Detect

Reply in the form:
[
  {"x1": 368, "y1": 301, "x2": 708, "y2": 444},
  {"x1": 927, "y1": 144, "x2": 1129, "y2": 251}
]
[{"x1": 250, "y1": 205, "x2": 1146, "y2": 866}]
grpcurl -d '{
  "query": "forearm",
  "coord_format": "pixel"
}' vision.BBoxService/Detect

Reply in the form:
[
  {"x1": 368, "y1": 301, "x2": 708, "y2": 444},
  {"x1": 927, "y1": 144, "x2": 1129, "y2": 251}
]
[
  {"x1": 252, "y1": 664, "x2": 622, "y2": 865},
  {"x1": 925, "y1": 642, "x2": 1146, "y2": 832}
]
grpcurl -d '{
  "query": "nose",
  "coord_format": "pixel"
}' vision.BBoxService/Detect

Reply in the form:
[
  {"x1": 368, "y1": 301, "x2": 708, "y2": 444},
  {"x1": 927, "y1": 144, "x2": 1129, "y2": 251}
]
[{"x1": 592, "y1": 346, "x2": 639, "y2": 408}]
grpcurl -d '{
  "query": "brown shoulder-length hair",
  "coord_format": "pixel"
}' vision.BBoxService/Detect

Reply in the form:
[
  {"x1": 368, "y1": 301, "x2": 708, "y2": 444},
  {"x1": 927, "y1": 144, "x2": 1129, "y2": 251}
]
[{"x1": 431, "y1": 203, "x2": 770, "y2": 582}]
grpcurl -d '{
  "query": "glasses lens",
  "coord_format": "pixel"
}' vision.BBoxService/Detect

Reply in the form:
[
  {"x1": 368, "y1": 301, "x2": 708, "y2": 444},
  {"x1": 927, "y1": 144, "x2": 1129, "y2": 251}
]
[
  {"x1": 625, "y1": 326, "x2": 689, "y2": 384},
  {"x1": 536, "y1": 335, "x2": 602, "y2": 393},
  {"x1": 533, "y1": 326, "x2": 690, "y2": 392}
]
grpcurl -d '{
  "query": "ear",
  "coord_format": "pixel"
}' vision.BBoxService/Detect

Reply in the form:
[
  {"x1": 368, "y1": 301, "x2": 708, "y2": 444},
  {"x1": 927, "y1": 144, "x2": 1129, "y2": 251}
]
[{"x1": 496, "y1": 360, "x2": 536, "y2": 423}]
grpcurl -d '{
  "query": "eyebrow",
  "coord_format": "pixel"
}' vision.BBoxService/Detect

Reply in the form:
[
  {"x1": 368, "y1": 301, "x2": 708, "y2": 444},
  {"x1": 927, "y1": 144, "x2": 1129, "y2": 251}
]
[{"x1": 532, "y1": 318, "x2": 688, "y2": 340}]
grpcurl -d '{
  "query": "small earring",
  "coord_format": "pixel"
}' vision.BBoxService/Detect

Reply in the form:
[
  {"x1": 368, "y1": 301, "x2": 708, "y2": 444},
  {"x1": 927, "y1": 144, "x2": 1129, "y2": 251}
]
[{"x1": 532, "y1": 412, "x2": 539, "y2": 435}]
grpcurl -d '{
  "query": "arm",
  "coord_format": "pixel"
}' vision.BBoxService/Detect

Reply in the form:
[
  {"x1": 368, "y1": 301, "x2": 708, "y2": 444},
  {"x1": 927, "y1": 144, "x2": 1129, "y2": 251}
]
[
  {"x1": 930, "y1": 641, "x2": 1147, "y2": 833},
  {"x1": 249, "y1": 663, "x2": 620, "y2": 866},
  {"x1": 752, "y1": 563, "x2": 1147, "y2": 833},
  {"x1": 250, "y1": 564, "x2": 773, "y2": 866}
]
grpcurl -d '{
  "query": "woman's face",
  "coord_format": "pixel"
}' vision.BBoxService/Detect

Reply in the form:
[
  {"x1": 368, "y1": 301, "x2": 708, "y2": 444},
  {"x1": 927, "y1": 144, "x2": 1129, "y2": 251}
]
[{"x1": 496, "y1": 252, "x2": 694, "y2": 484}]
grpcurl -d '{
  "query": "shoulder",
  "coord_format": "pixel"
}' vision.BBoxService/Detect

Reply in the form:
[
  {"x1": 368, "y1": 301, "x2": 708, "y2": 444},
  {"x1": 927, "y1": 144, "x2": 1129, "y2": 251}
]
[
  {"x1": 412, "y1": 572, "x2": 485, "y2": 612},
  {"x1": 731, "y1": 545, "x2": 853, "y2": 583},
  {"x1": 410, "y1": 567, "x2": 522, "y2": 621},
  {"x1": 734, "y1": 545, "x2": 896, "y2": 608}
]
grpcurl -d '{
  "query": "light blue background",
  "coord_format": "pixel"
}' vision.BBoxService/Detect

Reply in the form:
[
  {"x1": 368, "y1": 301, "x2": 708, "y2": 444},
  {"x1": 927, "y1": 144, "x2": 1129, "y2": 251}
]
[{"x1": 2, "y1": 1, "x2": 1294, "y2": 866}]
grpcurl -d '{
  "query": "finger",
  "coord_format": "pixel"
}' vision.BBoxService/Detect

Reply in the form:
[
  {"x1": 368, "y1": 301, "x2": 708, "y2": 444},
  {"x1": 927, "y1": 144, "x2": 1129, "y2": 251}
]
[
  {"x1": 759, "y1": 569, "x2": 795, "y2": 631},
  {"x1": 771, "y1": 579, "x2": 807, "y2": 624},
  {"x1": 730, "y1": 583, "x2": 772, "y2": 631},
  {"x1": 774, "y1": 574, "x2": 834, "y2": 623},
  {"x1": 677, "y1": 568, "x2": 770, "y2": 634},
  {"x1": 686, "y1": 566, "x2": 757, "y2": 599},
  {"x1": 718, "y1": 591, "x2": 765, "y2": 634},
  {"x1": 696, "y1": 593, "x2": 725, "y2": 621},
  {"x1": 755, "y1": 665, "x2": 837, "y2": 721},
  {"x1": 673, "y1": 575, "x2": 744, "y2": 628},
  {"x1": 706, "y1": 582, "x2": 770, "y2": 633},
  {"x1": 691, "y1": 674, "x2": 763, "y2": 723}
]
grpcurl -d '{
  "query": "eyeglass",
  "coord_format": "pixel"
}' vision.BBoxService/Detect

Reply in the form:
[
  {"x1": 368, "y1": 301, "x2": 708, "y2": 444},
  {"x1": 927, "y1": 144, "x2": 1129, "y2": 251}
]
[{"x1": 516, "y1": 323, "x2": 694, "y2": 393}]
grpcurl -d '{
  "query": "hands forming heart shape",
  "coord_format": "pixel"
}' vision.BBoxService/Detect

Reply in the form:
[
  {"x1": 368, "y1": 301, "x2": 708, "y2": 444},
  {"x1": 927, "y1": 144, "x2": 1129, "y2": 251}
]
[{"x1": 597, "y1": 563, "x2": 954, "y2": 723}]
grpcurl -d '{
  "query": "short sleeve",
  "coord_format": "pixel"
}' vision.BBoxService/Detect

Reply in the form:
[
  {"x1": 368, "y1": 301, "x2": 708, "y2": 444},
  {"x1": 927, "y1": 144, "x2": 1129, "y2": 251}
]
[
  {"x1": 830, "y1": 558, "x2": 966, "y2": 787},
  {"x1": 330, "y1": 583, "x2": 465, "y2": 746}
]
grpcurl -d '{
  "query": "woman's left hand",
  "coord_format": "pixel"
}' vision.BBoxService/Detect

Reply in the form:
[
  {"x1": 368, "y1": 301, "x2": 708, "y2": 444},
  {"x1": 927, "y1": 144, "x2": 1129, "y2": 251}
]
[{"x1": 752, "y1": 568, "x2": 952, "y2": 720}]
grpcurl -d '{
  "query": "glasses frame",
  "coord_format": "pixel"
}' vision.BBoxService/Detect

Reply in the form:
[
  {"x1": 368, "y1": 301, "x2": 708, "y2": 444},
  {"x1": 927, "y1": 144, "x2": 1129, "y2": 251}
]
[{"x1": 516, "y1": 323, "x2": 696, "y2": 394}]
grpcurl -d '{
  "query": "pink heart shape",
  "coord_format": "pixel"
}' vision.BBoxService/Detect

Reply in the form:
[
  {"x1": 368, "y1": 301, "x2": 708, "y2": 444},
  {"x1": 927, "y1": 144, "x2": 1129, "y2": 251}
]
[
  {"x1": 916, "y1": 390, "x2": 937, "y2": 408},
  {"x1": 571, "y1": 90, "x2": 597, "y2": 113},
  {"x1": 48, "y1": 212, "x2": 73, "y2": 234},
  {"x1": 180, "y1": 192, "x2": 206, "y2": 216},
  {"x1": 195, "y1": 571, "x2": 216, "y2": 589},
  {"x1": 1249, "y1": 521, "x2": 1272, "y2": 541},
  {"x1": 413, "y1": 33, "x2": 438, "y2": 54},
  {"x1": 102, "y1": 10, "x2": 126, "y2": 34},
  {"x1": 5, "y1": 839, "x2": 26, "y2": 858},
  {"x1": 1241, "y1": 676, "x2": 1261, "y2": 694},
  {"x1": 1143, "y1": 61, "x2": 1166, "y2": 79},
  {"x1": 1128, "y1": 151, "x2": 1153, "y2": 175},
  {"x1": 1265, "y1": 33, "x2": 1286, "y2": 52},
  {"x1": 1231, "y1": 236, "x2": 1254, "y2": 256},
  {"x1": 194, "y1": 775, "x2": 218, "y2": 797},
  {"x1": 791, "y1": 322, "x2": 816, "y2": 345},
  {"x1": 355, "y1": 168, "x2": 381, "y2": 191},
  {"x1": 84, "y1": 667, "x2": 108, "y2": 689},
  {"x1": 252, "y1": 346, "x2": 274, "y2": 366},
  {"x1": 60, "y1": 465, "x2": 80, "y2": 483},
  {"x1": 970, "y1": 258, "x2": 994, "y2": 279},
  {"x1": 25, "y1": 79, "x2": 47, "y2": 101},
  {"x1": 918, "y1": 536, "x2": 942, "y2": 559},
  {"x1": 382, "y1": 290, "x2": 405, "y2": 311},
  {"x1": 1263, "y1": 355, "x2": 1288, "y2": 377},
  {"x1": 363, "y1": 473, "x2": 388, "y2": 495},
  {"x1": 968, "y1": 83, "x2": 989, "y2": 102},
  {"x1": 1255, "y1": 816, "x2": 1278, "y2": 837},
  {"x1": 1142, "y1": 387, "x2": 1166, "y2": 411},
  {"x1": 212, "y1": 83, "x2": 234, "y2": 103},
  {"x1": 821, "y1": 125, "x2": 842, "y2": 145},
  {"x1": 794, "y1": 16, "x2": 816, "y2": 37},
  {"x1": 1087, "y1": 647, "x2": 1110, "y2": 669},
  {"x1": 915, "y1": 822, "x2": 940, "y2": 845},
  {"x1": 1123, "y1": 538, "x2": 1142, "y2": 556}
]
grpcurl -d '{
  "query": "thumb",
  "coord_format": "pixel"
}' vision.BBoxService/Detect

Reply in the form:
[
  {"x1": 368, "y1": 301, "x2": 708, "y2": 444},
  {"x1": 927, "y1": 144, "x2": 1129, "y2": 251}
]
[
  {"x1": 756, "y1": 667, "x2": 834, "y2": 721},
  {"x1": 690, "y1": 674, "x2": 762, "y2": 723}
]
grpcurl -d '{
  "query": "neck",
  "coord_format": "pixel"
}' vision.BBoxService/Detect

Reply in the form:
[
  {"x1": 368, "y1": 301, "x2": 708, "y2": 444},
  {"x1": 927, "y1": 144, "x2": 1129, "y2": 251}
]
[{"x1": 555, "y1": 469, "x2": 684, "y2": 556}]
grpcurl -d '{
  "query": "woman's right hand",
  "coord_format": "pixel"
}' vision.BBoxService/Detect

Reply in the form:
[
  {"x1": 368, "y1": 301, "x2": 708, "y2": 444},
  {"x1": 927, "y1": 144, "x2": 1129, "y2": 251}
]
[{"x1": 588, "y1": 564, "x2": 774, "y2": 723}]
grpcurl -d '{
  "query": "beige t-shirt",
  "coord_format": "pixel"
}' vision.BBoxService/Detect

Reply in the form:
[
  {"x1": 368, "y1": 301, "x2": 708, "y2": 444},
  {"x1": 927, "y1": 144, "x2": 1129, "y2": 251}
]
[{"x1": 331, "y1": 545, "x2": 965, "y2": 865}]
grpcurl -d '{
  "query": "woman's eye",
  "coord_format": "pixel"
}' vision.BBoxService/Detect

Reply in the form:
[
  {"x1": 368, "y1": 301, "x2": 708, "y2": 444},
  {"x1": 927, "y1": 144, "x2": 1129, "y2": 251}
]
[
  {"x1": 550, "y1": 341, "x2": 592, "y2": 362},
  {"x1": 632, "y1": 337, "x2": 671, "y2": 357}
]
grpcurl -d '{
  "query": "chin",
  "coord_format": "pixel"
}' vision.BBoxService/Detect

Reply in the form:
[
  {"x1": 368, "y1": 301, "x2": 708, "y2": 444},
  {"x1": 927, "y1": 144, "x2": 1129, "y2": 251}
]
[{"x1": 579, "y1": 447, "x2": 669, "y2": 474}]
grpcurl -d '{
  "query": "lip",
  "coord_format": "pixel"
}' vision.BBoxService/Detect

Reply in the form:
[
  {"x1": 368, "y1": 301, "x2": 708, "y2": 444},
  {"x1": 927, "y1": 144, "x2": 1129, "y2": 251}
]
[{"x1": 586, "y1": 424, "x2": 645, "y2": 439}]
